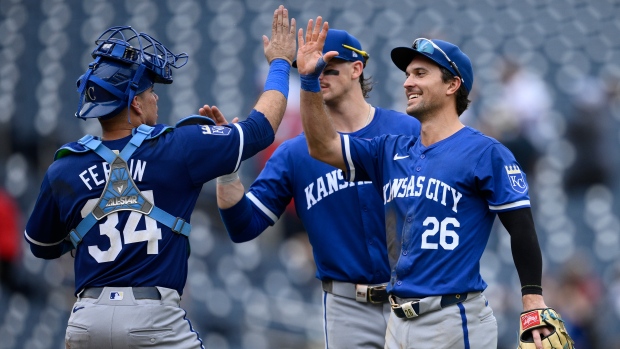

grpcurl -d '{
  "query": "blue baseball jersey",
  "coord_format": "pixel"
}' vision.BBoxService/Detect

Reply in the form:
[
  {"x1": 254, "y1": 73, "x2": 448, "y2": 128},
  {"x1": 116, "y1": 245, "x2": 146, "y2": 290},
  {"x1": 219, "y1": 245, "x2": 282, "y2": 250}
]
[
  {"x1": 341, "y1": 126, "x2": 530, "y2": 297},
  {"x1": 241, "y1": 107, "x2": 420, "y2": 284},
  {"x1": 25, "y1": 116, "x2": 273, "y2": 296}
]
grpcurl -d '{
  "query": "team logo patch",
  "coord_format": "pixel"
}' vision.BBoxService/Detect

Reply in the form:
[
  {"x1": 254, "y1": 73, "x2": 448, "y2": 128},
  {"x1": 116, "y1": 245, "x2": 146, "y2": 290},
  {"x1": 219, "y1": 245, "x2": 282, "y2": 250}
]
[
  {"x1": 201, "y1": 125, "x2": 232, "y2": 136},
  {"x1": 505, "y1": 165, "x2": 528, "y2": 193},
  {"x1": 109, "y1": 291, "x2": 124, "y2": 300}
]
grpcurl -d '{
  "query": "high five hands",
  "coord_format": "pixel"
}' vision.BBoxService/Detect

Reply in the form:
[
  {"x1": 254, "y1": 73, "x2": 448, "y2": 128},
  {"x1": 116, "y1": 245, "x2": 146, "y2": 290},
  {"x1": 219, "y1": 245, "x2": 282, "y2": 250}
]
[
  {"x1": 264, "y1": 5, "x2": 297, "y2": 65},
  {"x1": 296, "y1": 16, "x2": 338, "y2": 77}
]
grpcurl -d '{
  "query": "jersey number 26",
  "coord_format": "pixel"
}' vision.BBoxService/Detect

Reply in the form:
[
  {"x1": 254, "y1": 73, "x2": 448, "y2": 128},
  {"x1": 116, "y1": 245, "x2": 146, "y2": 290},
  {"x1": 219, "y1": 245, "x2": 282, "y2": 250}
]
[{"x1": 421, "y1": 217, "x2": 460, "y2": 250}]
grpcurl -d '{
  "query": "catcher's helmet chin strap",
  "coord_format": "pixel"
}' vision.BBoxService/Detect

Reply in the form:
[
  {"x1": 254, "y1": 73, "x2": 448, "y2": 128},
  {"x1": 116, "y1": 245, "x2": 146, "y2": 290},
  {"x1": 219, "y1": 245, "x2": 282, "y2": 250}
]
[{"x1": 68, "y1": 124, "x2": 191, "y2": 248}]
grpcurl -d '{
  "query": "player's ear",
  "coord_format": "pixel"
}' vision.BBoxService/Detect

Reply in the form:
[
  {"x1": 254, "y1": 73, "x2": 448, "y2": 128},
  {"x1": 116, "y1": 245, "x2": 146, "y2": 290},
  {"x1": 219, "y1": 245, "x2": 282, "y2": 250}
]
[
  {"x1": 351, "y1": 61, "x2": 364, "y2": 80},
  {"x1": 445, "y1": 76, "x2": 461, "y2": 96},
  {"x1": 130, "y1": 96, "x2": 142, "y2": 115}
]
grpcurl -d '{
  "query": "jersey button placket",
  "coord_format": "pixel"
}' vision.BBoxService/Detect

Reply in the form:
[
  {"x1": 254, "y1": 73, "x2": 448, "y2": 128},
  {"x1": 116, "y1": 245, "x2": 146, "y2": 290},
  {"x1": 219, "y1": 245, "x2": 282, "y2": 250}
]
[{"x1": 417, "y1": 152, "x2": 425, "y2": 171}]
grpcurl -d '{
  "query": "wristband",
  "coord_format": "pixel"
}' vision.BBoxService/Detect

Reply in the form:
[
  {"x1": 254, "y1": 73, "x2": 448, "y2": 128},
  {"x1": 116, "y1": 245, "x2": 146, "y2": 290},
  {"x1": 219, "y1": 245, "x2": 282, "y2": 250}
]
[
  {"x1": 300, "y1": 56, "x2": 328, "y2": 92},
  {"x1": 264, "y1": 58, "x2": 291, "y2": 98},
  {"x1": 521, "y1": 285, "x2": 543, "y2": 296},
  {"x1": 217, "y1": 172, "x2": 239, "y2": 184}
]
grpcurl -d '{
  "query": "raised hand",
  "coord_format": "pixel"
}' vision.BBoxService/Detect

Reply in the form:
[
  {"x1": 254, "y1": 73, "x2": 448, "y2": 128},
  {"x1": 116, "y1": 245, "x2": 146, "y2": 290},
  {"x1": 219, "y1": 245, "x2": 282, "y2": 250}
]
[
  {"x1": 263, "y1": 5, "x2": 297, "y2": 64},
  {"x1": 199, "y1": 104, "x2": 238, "y2": 125},
  {"x1": 296, "y1": 16, "x2": 338, "y2": 76}
]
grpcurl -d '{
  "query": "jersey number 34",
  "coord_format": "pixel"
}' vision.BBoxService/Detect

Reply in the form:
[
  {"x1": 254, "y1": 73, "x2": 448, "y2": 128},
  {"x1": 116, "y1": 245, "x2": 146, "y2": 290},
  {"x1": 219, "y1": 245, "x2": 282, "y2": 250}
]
[{"x1": 79, "y1": 190, "x2": 162, "y2": 263}]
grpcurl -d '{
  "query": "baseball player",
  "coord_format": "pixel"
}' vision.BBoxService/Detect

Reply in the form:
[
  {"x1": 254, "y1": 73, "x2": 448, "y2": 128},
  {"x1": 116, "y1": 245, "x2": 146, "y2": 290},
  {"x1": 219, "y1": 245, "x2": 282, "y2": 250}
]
[
  {"x1": 216, "y1": 28, "x2": 420, "y2": 348},
  {"x1": 24, "y1": 6, "x2": 296, "y2": 348},
  {"x1": 296, "y1": 18, "x2": 572, "y2": 349}
]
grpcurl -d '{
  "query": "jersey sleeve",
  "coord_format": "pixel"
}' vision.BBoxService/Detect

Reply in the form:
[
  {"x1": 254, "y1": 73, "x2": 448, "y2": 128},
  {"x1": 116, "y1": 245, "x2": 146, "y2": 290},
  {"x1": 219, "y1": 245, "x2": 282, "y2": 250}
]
[
  {"x1": 24, "y1": 173, "x2": 70, "y2": 259},
  {"x1": 475, "y1": 143, "x2": 531, "y2": 212},
  {"x1": 175, "y1": 110, "x2": 275, "y2": 185},
  {"x1": 340, "y1": 134, "x2": 386, "y2": 186},
  {"x1": 218, "y1": 141, "x2": 295, "y2": 242},
  {"x1": 246, "y1": 141, "x2": 295, "y2": 224}
]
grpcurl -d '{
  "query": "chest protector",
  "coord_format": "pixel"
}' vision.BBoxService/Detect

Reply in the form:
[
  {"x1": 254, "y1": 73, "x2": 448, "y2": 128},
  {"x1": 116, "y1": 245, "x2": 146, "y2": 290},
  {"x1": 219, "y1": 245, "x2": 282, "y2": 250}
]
[{"x1": 67, "y1": 124, "x2": 191, "y2": 248}]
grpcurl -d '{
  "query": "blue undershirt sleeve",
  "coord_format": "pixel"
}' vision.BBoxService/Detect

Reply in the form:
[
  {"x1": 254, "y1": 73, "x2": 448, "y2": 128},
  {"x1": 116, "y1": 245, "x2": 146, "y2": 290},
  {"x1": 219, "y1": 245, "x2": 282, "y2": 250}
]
[{"x1": 218, "y1": 194, "x2": 273, "y2": 243}]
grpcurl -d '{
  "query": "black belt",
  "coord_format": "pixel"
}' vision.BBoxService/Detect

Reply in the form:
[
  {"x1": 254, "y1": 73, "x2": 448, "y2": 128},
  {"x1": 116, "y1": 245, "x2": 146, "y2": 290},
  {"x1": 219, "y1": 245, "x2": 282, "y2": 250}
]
[
  {"x1": 81, "y1": 287, "x2": 161, "y2": 300},
  {"x1": 322, "y1": 280, "x2": 389, "y2": 304},
  {"x1": 389, "y1": 292, "x2": 481, "y2": 319}
]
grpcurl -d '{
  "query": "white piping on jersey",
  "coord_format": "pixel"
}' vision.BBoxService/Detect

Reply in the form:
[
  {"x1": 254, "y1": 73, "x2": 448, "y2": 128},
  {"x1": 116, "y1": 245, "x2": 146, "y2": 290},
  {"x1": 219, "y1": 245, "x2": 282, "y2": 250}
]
[
  {"x1": 342, "y1": 135, "x2": 355, "y2": 182},
  {"x1": 24, "y1": 230, "x2": 64, "y2": 246},
  {"x1": 247, "y1": 192, "x2": 279, "y2": 223},
  {"x1": 233, "y1": 123, "x2": 244, "y2": 172},
  {"x1": 488, "y1": 200, "x2": 530, "y2": 211}
]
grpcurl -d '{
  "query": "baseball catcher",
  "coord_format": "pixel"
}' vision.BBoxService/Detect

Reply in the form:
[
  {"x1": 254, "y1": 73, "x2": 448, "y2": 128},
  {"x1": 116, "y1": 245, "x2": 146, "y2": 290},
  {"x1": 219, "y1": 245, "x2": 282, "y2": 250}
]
[{"x1": 24, "y1": 5, "x2": 296, "y2": 348}]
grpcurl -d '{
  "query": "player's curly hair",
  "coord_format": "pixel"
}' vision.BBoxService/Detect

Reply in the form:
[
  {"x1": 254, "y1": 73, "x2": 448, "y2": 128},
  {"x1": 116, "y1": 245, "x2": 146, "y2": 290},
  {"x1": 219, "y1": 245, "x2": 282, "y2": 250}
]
[
  {"x1": 360, "y1": 72, "x2": 374, "y2": 99},
  {"x1": 440, "y1": 67, "x2": 470, "y2": 116}
]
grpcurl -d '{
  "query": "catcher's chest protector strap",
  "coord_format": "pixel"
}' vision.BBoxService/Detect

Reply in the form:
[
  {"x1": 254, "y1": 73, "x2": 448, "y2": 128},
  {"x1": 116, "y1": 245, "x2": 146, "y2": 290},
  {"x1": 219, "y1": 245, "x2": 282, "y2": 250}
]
[{"x1": 68, "y1": 124, "x2": 191, "y2": 248}]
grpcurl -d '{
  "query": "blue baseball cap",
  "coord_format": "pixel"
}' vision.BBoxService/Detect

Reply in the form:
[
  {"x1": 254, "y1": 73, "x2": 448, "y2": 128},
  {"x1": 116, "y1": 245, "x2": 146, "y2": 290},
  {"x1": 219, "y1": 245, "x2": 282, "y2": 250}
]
[
  {"x1": 293, "y1": 29, "x2": 369, "y2": 68},
  {"x1": 391, "y1": 38, "x2": 474, "y2": 93}
]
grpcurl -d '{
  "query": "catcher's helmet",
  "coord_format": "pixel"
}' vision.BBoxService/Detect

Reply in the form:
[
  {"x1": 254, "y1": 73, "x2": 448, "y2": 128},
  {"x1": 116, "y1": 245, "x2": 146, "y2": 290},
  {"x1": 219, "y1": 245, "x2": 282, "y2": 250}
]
[{"x1": 76, "y1": 26, "x2": 188, "y2": 120}]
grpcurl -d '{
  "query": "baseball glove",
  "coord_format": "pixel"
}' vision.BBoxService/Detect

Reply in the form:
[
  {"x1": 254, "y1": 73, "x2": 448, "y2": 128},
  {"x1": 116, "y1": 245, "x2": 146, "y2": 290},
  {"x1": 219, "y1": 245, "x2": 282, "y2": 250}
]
[{"x1": 518, "y1": 308, "x2": 575, "y2": 349}]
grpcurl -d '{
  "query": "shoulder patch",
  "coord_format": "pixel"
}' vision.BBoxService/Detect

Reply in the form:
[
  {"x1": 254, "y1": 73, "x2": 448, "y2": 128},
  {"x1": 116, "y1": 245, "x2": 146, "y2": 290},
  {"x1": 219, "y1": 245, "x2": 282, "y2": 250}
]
[
  {"x1": 201, "y1": 125, "x2": 232, "y2": 136},
  {"x1": 505, "y1": 165, "x2": 528, "y2": 193}
]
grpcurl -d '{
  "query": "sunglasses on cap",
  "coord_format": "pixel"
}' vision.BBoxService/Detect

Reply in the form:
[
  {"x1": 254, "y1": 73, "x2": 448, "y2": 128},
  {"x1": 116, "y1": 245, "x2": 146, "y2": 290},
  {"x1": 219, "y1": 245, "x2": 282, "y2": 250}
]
[
  {"x1": 412, "y1": 38, "x2": 463, "y2": 84},
  {"x1": 342, "y1": 44, "x2": 370, "y2": 63}
]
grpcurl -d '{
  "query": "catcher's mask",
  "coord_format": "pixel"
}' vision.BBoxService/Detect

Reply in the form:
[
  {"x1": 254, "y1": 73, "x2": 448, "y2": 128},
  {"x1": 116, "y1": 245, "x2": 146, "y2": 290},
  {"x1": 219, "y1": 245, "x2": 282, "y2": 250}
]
[{"x1": 76, "y1": 26, "x2": 188, "y2": 120}]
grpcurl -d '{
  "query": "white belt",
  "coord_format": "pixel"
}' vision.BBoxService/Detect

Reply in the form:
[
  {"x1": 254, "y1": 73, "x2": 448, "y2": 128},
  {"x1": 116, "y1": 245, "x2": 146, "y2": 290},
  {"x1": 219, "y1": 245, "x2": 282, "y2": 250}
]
[{"x1": 322, "y1": 280, "x2": 389, "y2": 303}]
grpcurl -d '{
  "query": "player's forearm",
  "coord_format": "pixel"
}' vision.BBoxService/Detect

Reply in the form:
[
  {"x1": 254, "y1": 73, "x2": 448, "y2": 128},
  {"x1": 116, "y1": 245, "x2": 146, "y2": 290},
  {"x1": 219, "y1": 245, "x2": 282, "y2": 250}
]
[
  {"x1": 254, "y1": 59, "x2": 291, "y2": 133},
  {"x1": 254, "y1": 90, "x2": 287, "y2": 133},
  {"x1": 217, "y1": 176, "x2": 245, "y2": 209},
  {"x1": 498, "y1": 208, "x2": 544, "y2": 296},
  {"x1": 300, "y1": 90, "x2": 345, "y2": 170}
]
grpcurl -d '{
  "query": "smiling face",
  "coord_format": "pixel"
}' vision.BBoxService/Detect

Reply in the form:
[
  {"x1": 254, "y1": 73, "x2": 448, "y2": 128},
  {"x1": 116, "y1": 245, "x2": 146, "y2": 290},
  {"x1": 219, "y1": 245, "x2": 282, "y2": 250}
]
[
  {"x1": 403, "y1": 55, "x2": 457, "y2": 121},
  {"x1": 319, "y1": 59, "x2": 363, "y2": 105}
]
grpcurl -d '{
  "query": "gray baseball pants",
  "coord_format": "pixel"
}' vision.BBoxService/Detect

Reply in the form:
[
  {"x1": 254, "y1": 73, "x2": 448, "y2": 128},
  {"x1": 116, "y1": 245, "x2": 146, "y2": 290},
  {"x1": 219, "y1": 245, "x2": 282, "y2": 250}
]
[
  {"x1": 322, "y1": 289, "x2": 391, "y2": 348},
  {"x1": 65, "y1": 286, "x2": 203, "y2": 348},
  {"x1": 385, "y1": 293, "x2": 497, "y2": 349}
]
